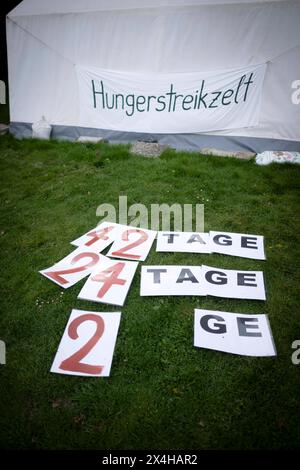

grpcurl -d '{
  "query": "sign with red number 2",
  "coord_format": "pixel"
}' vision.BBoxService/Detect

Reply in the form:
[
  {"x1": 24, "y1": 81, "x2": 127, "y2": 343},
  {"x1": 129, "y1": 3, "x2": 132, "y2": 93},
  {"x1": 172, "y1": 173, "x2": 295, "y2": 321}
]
[
  {"x1": 107, "y1": 227, "x2": 157, "y2": 261},
  {"x1": 78, "y1": 257, "x2": 138, "y2": 306},
  {"x1": 51, "y1": 309, "x2": 121, "y2": 377},
  {"x1": 39, "y1": 246, "x2": 106, "y2": 288},
  {"x1": 71, "y1": 221, "x2": 121, "y2": 253}
]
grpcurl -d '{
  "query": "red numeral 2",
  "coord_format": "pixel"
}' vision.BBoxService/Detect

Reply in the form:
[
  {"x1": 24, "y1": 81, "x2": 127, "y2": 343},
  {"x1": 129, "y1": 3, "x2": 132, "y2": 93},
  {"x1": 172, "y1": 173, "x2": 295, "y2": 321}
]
[
  {"x1": 59, "y1": 314, "x2": 105, "y2": 375},
  {"x1": 111, "y1": 229, "x2": 148, "y2": 260},
  {"x1": 46, "y1": 252, "x2": 99, "y2": 285}
]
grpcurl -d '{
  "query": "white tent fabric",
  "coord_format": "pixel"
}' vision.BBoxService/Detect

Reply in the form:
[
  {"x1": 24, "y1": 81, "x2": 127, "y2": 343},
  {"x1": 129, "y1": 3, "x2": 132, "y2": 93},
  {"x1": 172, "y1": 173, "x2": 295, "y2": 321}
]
[{"x1": 6, "y1": 0, "x2": 300, "y2": 150}]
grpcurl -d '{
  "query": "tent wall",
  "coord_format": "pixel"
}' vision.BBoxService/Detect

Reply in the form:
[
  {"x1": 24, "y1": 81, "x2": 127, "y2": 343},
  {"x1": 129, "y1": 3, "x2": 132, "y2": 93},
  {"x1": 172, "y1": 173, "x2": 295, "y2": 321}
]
[
  {"x1": 9, "y1": 121, "x2": 300, "y2": 153},
  {"x1": 6, "y1": 0, "x2": 300, "y2": 150}
]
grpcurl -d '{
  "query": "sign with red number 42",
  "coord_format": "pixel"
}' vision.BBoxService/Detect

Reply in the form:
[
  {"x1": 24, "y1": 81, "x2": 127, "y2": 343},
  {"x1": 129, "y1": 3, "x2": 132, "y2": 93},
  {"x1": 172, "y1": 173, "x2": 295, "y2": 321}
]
[{"x1": 51, "y1": 309, "x2": 121, "y2": 377}]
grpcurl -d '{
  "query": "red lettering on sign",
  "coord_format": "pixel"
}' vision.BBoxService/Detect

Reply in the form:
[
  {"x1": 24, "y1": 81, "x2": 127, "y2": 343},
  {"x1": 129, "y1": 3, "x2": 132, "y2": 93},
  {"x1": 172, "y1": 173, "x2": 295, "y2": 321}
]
[
  {"x1": 111, "y1": 229, "x2": 148, "y2": 260},
  {"x1": 91, "y1": 262, "x2": 126, "y2": 298},
  {"x1": 59, "y1": 313, "x2": 105, "y2": 375},
  {"x1": 45, "y1": 252, "x2": 99, "y2": 285},
  {"x1": 85, "y1": 226, "x2": 114, "y2": 247}
]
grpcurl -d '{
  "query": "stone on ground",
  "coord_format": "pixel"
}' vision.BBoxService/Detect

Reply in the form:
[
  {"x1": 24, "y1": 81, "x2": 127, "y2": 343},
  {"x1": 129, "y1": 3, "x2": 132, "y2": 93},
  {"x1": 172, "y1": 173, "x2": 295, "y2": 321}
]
[
  {"x1": 131, "y1": 141, "x2": 169, "y2": 158},
  {"x1": 200, "y1": 147, "x2": 255, "y2": 160}
]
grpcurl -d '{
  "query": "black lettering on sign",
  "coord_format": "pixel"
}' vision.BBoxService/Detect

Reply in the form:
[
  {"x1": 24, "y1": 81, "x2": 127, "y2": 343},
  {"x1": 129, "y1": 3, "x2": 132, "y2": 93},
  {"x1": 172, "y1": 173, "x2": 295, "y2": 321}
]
[
  {"x1": 241, "y1": 236, "x2": 258, "y2": 249},
  {"x1": 162, "y1": 233, "x2": 179, "y2": 244},
  {"x1": 200, "y1": 315, "x2": 227, "y2": 334},
  {"x1": 213, "y1": 234, "x2": 232, "y2": 246},
  {"x1": 147, "y1": 268, "x2": 167, "y2": 284},
  {"x1": 237, "y1": 317, "x2": 262, "y2": 337},
  {"x1": 237, "y1": 273, "x2": 257, "y2": 287},
  {"x1": 205, "y1": 270, "x2": 227, "y2": 285},
  {"x1": 187, "y1": 234, "x2": 205, "y2": 244},
  {"x1": 176, "y1": 268, "x2": 199, "y2": 284}
]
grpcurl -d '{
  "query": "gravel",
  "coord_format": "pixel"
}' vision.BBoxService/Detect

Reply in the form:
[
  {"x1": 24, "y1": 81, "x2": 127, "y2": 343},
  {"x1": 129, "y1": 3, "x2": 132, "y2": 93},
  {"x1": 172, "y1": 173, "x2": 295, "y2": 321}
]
[{"x1": 130, "y1": 141, "x2": 170, "y2": 158}]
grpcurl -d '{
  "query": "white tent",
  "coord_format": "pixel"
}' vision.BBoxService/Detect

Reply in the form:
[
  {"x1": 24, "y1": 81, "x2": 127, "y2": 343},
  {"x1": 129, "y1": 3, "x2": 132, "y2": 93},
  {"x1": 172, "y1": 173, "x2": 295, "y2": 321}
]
[{"x1": 6, "y1": 0, "x2": 300, "y2": 151}]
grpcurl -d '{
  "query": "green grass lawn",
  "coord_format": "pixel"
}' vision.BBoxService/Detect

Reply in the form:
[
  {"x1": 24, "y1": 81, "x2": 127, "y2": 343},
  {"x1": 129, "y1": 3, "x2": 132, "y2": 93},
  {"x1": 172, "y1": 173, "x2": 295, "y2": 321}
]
[{"x1": 0, "y1": 134, "x2": 299, "y2": 450}]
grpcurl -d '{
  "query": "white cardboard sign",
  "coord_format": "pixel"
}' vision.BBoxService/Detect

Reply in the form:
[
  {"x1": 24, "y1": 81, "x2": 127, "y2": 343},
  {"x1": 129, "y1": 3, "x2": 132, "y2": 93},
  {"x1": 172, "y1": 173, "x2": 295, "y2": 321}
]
[
  {"x1": 202, "y1": 264, "x2": 266, "y2": 300},
  {"x1": 194, "y1": 308, "x2": 276, "y2": 356},
  {"x1": 107, "y1": 226, "x2": 157, "y2": 261},
  {"x1": 140, "y1": 265, "x2": 206, "y2": 296},
  {"x1": 141, "y1": 264, "x2": 266, "y2": 300},
  {"x1": 209, "y1": 231, "x2": 265, "y2": 260},
  {"x1": 39, "y1": 247, "x2": 106, "y2": 288},
  {"x1": 71, "y1": 221, "x2": 122, "y2": 252},
  {"x1": 156, "y1": 232, "x2": 211, "y2": 253},
  {"x1": 51, "y1": 309, "x2": 121, "y2": 377},
  {"x1": 78, "y1": 257, "x2": 138, "y2": 306}
]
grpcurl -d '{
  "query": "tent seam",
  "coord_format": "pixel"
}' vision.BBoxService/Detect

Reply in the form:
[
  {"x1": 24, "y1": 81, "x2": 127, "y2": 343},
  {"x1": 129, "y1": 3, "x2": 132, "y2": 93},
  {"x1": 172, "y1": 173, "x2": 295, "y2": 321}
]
[{"x1": 6, "y1": 16, "x2": 76, "y2": 67}]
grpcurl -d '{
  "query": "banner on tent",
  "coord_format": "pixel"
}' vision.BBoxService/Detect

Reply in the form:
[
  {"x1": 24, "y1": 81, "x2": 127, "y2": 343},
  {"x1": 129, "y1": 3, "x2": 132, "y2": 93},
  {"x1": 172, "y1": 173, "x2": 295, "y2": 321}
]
[{"x1": 76, "y1": 63, "x2": 266, "y2": 133}]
